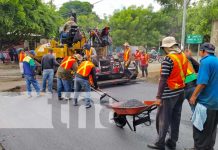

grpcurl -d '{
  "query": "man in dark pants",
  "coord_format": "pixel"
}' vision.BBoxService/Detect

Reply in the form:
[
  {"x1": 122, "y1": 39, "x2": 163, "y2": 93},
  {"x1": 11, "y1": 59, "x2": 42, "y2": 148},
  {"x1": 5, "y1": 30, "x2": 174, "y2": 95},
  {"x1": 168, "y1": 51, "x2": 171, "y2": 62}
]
[
  {"x1": 147, "y1": 36, "x2": 188, "y2": 150},
  {"x1": 188, "y1": 43, "x2": 218, "y2": 150},
  {"x1": 41, "y1": 48, "x2": 59, "y2": 93}
]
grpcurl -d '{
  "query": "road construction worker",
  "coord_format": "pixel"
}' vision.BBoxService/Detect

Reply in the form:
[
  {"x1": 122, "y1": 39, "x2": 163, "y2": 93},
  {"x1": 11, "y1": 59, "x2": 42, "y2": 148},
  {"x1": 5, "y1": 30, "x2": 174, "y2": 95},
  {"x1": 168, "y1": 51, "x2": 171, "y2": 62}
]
[
  {"x1": 134, "y1": 49, "x2": 141, "y2": 70},
  {"x1": 63, "y1": 16, "x2": 77, "y2": 33},
  {"x1": 188, "y1": 43, "x2": 218, "y2": 150},
  {"x1": 84, "y1": 43, "x2": 97, "y2": 65},
  {"x1": 23, "y1": 51, "x2": 41, "y2": 97},
  {"x1": 123, "y1": 42, "x2": 132, "y2": 78},
  {"x1": 18, "y1": 48, "x2": 26, "y2": 78},
  {"x1": 139, "y1": 50, "x2": 149, "y2": 78},
  {"x1": 56, "y1": 54, "x2": 83, "y2": 101},
  {"x1": 41, "y1": 48, "x2": 59, "y2": 93},
  {"x1": 73, "y1": 60, "x2": 98, "y2": 108},
  {"x1": 148, "y1": 36, "x2": 188, "y2": 150},
  {"x1": 184, "y1": 49, "x2": 199, "y2": 111}
]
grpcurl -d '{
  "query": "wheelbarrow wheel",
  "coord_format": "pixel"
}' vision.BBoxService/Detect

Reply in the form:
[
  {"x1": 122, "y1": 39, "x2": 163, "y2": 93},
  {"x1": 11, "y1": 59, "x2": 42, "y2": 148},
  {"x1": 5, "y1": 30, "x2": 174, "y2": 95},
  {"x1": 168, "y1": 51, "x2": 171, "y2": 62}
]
[{"x1": 113, "y1": 112, "x2": 127, "y2": 128}]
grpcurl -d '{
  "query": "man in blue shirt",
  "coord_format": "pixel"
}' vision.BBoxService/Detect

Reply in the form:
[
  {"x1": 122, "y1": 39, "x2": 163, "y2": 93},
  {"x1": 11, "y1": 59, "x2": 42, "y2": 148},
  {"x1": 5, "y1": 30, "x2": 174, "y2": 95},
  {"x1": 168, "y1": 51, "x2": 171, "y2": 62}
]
[
  {"x1": 189, "y1": 43, "x2": 218, "y2": 150},
  {"x1": 23, "y1": 51, "x2": 40, "y2": 97}
]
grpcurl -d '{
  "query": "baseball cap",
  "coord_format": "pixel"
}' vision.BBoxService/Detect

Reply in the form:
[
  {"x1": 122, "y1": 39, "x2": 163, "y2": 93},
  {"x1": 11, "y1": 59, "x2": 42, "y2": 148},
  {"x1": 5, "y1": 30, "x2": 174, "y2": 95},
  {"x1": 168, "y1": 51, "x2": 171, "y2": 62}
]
[
  {"x1": 29, "y1": 50, "x2": 35, "y2": 56},
  {"x1": 83, "y1": 43, "x2": 91, "y2": 50},
  {"x1": 200, "y1": 43, "x2": 215, "y2": 54}
]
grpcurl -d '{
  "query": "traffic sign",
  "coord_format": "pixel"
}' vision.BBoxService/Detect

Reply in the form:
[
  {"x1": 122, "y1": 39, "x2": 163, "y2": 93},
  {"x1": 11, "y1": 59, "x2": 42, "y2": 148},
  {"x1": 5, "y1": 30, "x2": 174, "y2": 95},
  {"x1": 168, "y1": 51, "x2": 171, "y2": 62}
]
[{"x1": 186, "y1": 34, "x2": 203, "y2": 44}]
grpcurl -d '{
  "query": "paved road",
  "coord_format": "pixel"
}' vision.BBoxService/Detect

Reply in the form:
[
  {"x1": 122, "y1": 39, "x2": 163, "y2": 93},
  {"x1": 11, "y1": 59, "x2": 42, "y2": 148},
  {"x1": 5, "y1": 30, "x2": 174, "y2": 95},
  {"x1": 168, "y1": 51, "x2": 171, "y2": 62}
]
[{"x1": 0, "y1": 81, "x2": 217, "y2": 150}]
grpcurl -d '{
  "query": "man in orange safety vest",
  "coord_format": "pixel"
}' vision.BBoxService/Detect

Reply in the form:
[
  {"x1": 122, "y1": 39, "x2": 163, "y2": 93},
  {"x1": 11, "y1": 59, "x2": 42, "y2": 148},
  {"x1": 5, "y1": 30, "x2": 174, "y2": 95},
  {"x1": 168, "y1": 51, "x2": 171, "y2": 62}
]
[
  {"x1": 56, "y1": 54, "x2": 83, "y2": 100},
  {"x1": 148, "y1": 36, "x2": 188, "y2": 150},
  {"x1": 73, "y1": 59, "x2": 98, "y2": 108}
]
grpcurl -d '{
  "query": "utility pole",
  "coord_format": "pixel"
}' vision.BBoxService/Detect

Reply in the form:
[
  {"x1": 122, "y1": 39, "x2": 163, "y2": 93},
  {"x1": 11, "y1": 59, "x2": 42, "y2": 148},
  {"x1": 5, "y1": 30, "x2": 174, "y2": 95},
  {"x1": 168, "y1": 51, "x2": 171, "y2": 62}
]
[{"x1": 181, "y1": 0, "x2": 187, "y2": 50}]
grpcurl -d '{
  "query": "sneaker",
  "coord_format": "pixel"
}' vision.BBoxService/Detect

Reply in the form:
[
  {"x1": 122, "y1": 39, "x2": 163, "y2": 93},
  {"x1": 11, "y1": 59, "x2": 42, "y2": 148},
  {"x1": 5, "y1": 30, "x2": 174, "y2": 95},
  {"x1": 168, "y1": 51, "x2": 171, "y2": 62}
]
[
  {"x1": 27, "y1": 94, "x2": 32, "y2": 98},
  {"x1": 165, "y1": 139, "x2": 176, "y2": 150},
  {"x1": 73, "y1": 103, "x2": 79, "y2": 106},
  {"x1": 65, "y1": 97, "x2": 72, "y2": 101},
  {"x1": 58, "y1": 97, "x2": 64, "y2": 101},
  {"x1": 147, "y1": 143, "x2": 165, "y2": 150},
  {"x1": 37, "y1": 93, "x2": 41, "y2": 97},
  {"x1": 85, "y1": 105, "x2": 92, "y2": 109}
]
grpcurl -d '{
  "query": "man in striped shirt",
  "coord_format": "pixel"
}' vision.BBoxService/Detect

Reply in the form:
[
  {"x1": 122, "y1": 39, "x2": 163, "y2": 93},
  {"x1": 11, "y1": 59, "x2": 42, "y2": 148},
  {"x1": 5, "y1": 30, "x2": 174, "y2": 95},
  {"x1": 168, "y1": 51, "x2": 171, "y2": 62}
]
[{"x1": 147, "y1": 37, "x2": 188, "y2": 150}]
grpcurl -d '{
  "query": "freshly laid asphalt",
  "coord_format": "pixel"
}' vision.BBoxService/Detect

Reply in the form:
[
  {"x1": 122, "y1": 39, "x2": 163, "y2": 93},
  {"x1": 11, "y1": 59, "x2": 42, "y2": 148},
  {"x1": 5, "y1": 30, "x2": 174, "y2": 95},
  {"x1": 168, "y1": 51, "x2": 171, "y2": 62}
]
[{"x1": 0, "y1": 81, "x2": 217, "y2": 150}]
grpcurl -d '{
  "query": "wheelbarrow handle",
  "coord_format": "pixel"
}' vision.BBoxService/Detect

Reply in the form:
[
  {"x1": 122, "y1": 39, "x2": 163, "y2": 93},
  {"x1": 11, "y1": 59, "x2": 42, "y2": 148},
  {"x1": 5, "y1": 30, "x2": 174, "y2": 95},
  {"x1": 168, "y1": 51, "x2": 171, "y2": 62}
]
[{"x1": 91, "y1": 87, "x2": 119, "y2": 102}]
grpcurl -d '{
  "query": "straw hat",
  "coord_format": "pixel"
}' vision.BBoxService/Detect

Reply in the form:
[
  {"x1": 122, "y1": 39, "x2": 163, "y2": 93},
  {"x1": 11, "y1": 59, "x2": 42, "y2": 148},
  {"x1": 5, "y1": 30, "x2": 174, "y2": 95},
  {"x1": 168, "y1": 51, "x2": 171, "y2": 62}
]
[
  {"x1": 123, "y1": 42, "x2": 130, "y2": 47},
  {"x1": 161, "y1": 36, "x2": 178, "y2": 48}
]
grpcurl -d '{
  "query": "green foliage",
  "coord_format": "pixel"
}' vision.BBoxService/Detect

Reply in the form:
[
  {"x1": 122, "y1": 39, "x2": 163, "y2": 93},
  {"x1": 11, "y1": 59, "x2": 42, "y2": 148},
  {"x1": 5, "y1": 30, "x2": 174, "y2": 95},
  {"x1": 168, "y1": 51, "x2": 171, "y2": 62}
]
[
  {"x1": 58, "y1": 1, "x2": 93, "y2": 18},
  {"x1": 59, "y1": 1, "x2": 108, "y2": 36},
  {"x1": 0, "y1": 0, "x2": 63, "y2": 50},
  {"x1": 109, "y1": 6, "x2": 170, "y2": 47},
  {"x1": 186, "y1": 0, "x2": 218, "y2": 38}
]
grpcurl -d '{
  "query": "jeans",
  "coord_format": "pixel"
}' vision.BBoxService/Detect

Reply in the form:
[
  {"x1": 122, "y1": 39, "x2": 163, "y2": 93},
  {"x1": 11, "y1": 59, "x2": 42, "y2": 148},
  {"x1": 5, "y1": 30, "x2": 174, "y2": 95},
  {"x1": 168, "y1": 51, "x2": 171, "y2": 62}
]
[
  {"x1": 73, "y1": 76, "x2": 91, "y2": 106},
  {"x1": 57, "y1": 78, "x2": 72, "y2": 98},
  {"x1": 42, "y1": 69, "x2": 54, "y2": 92},
  {"x1": 24, "y1": 75, "x2": 40, "y2": 96}
]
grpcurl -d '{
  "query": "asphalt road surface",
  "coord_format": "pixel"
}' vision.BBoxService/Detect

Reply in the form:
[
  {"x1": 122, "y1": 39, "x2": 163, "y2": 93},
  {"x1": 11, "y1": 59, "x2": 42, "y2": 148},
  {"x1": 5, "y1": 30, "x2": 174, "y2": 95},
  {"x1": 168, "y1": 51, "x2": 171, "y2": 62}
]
[{"x1": 0, "y1": 81, "x2": 217, "y2": 150}]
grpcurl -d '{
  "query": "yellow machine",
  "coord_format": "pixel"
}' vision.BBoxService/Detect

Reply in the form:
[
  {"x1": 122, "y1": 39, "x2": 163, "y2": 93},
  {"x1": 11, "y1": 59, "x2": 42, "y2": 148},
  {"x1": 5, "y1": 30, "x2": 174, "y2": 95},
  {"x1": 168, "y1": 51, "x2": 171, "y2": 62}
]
[{"x1": 35, "y1": 35, "x2": 86, "y2": 63}]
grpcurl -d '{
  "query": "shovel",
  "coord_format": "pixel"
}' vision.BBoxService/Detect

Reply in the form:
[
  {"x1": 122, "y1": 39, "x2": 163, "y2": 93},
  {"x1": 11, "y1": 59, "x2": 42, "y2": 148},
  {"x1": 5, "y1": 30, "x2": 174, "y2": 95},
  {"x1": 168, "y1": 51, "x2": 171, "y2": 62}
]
[{"x1": 91, "y1": 87, "x2": 119, "y2": 102}]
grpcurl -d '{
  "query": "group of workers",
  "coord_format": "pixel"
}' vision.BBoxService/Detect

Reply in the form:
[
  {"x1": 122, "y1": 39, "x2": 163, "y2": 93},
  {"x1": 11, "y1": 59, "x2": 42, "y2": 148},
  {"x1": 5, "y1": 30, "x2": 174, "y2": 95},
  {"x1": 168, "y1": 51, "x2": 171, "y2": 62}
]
[
  {"x1": 18, "y1": 43, "x2": 98, "y2": 109},
  {"x1": 17, "y1": 36, "x2": 218, "y2": 149},
  {"x1": 147, "y1": 36, "x2": 218, "y2": 150},
  {"x1": 122, "y1": 42, "x2": 150, "y2": 78}
]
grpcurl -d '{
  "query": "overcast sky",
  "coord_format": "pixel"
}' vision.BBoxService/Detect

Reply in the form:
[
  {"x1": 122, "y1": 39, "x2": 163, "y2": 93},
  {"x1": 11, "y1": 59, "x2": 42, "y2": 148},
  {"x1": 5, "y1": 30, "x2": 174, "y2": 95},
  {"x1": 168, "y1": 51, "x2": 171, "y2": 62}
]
[{"x1": 43, "y1": 0, "x2": 161, "y2": 18}]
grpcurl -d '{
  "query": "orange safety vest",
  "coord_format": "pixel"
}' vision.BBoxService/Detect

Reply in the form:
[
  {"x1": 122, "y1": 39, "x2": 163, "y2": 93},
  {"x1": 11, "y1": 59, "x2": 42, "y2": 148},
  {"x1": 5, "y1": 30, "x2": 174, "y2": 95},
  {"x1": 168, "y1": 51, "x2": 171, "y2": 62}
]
[
  {"x1": 123, "y1": 48, "x2": 130, "y2": 62},
  {"x1": 165, "y1": 52, "x2": 188, "y2": 90},
  {"x1": 134, "y1": 51, "x2": 141, "y2": 60},
  {"x1": 60, "y1": 56, "x2": 76, "y2": 70},
  {"x1": 85, "y1": 48, "x2": 92, "y2": 61},
  {"x1": 19, "y1": 52, "x2": 26, "y2": 62},
  {"x1": 140, "y1": 54, "x2": 149, "y2": 65},
  {"x1": 77, "y1": 61, "x2": 95, "y2": 77}
]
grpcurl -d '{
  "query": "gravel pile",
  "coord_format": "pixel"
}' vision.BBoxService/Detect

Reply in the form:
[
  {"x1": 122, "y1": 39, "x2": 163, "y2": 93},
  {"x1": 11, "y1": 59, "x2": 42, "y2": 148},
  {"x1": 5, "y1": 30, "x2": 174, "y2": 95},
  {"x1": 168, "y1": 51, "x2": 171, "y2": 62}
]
[{"x1": 120, "y1": 99, "x2": 145, "y2": 108}]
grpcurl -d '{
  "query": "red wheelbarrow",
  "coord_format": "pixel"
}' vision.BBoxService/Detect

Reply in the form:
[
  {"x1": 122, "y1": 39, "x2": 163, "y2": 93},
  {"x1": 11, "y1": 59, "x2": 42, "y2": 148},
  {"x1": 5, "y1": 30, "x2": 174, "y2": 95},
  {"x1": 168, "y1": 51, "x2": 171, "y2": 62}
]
[
  {"x1": 107, "y1": 100, "x2": 160, "y2": 131},
  {"x1": 91, "y1": 87, "x2": 160, "y2": 131}
]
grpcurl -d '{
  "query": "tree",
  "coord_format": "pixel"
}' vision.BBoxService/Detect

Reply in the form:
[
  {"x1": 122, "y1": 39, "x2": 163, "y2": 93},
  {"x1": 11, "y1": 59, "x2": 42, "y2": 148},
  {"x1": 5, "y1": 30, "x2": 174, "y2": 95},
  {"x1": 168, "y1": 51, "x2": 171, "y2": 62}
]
[
  {"x1": 0, "y1": 0, "x2": 63, "y2": 50},
  {"x1": 186, "y1": 0, "x2": 218, "y2": 41},
  {"x1": 58, "y1": 1, "x2": 93, "y2": 18},
  {"x1": 109, "y1": 6, "x2": 170, "y2": 47}
]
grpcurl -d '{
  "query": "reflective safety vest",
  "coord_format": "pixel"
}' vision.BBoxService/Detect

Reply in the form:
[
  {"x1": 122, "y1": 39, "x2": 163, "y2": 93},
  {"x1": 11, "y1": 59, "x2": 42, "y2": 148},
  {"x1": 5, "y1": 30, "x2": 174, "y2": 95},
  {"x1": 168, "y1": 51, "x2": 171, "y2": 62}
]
[
  {"x1": 77, "y1": 61, "x2": 95, "y2": 77},
  {"x1": 134, "y1": 51, "x2": 141, "y2": 60},
  {"x1": 124, "y1": 48, "x2": 130, "y2": 62},
  {"x1": 185, "y1": 60, "x2": 197, "y2": 83},
  {"x1": 19, "y1": 52, "x2": 26, "y2": 62},
  {"x1": 165, "y1": 52, "x2": 188, "y2": 90},
  {"x1": 60, "y1": 56, "x2": 76, "y2": 70},
  {"x1": 85, "y1": 48, "x2": 92, "y2": 61}
]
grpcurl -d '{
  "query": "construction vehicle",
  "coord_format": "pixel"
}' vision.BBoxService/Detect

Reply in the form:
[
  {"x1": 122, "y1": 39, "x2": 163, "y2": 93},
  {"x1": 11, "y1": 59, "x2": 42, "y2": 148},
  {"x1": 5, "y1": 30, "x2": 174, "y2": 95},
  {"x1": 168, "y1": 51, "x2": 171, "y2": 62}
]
[{"x1": 34, "y1": 14, "x2": 138, "y2": 87}]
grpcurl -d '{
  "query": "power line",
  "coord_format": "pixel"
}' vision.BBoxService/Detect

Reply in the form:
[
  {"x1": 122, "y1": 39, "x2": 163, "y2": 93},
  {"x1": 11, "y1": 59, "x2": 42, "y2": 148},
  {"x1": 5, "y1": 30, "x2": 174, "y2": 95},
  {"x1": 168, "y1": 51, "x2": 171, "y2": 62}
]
[{"x1": 92, "y1": 0, "x2": 104, "y2": 5}]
